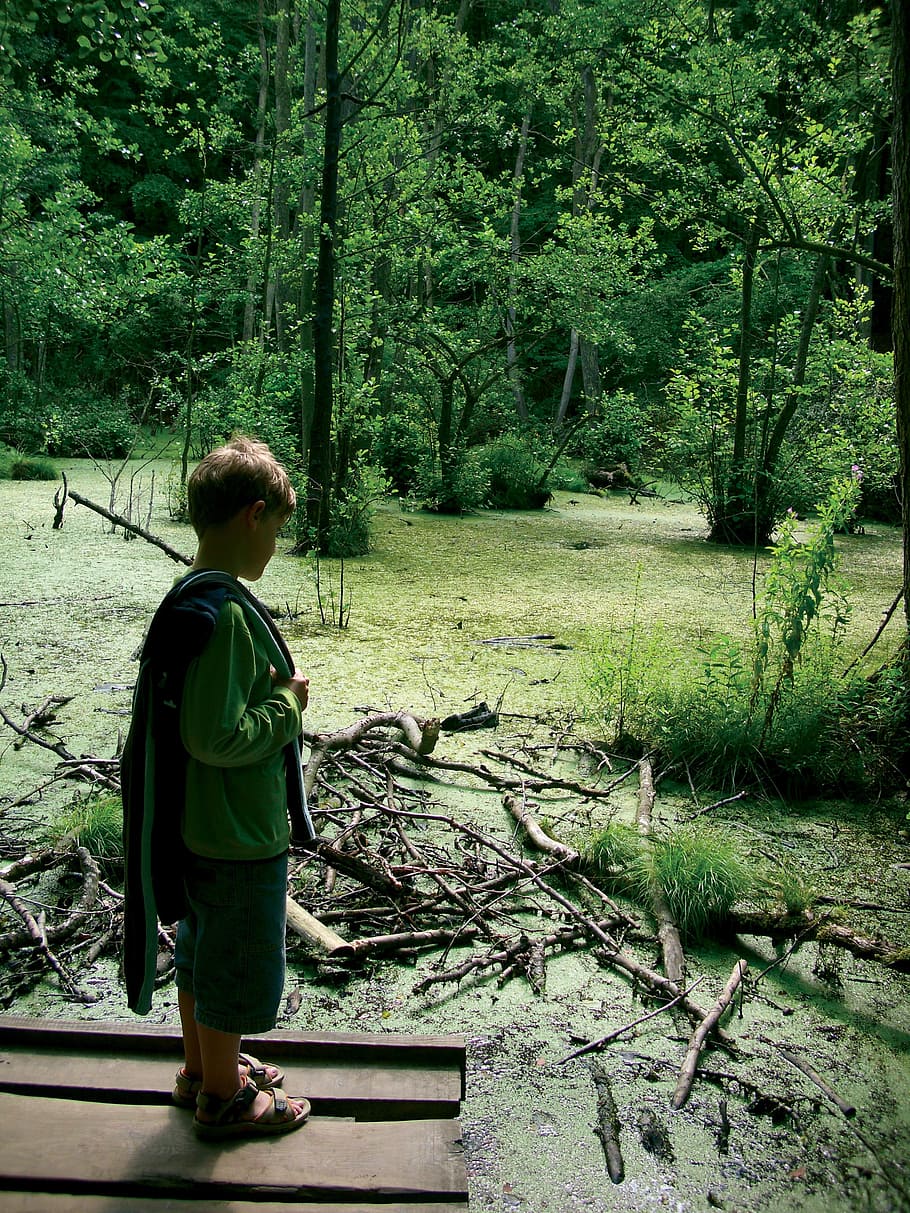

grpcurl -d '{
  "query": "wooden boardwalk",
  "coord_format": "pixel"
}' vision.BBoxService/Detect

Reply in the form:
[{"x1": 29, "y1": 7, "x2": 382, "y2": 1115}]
[{"x1": 0, "y1": 1017, "x2": 468, "y2": 1211}]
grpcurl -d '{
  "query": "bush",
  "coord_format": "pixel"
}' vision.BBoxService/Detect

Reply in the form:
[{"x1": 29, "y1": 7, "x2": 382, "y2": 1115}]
[
  {"x1": 4, "y1": 454, "x2": 57, "y2": 480},
  {"x1": 478, "y1": 435, "x2": 551, "y2": 509},
  {"x1": 325, "y1": 461, "x2": 389, "y2": 557},
  {"x1": 415, "y1": 449, "x2": 490, "y2": 514},
  {"x1": 373, "y1": 413, "x2": 428, "y2": 494},
  {"x1": 578, "y1": 391, "x2": 644, "y2": 474},
  {"x1": 45, "y1": 392, "x2": 137, "y2": 459}
]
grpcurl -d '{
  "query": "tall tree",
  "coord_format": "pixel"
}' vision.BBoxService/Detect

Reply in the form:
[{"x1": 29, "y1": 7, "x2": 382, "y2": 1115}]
[{"x1": 893, "y1": 0, "x2": 910, "y2": 641}]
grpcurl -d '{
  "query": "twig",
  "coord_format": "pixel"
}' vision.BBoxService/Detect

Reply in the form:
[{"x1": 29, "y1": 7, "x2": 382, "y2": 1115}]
[
  {"x1": 557, "y1": 977, "x2": 706, "y2": 1064},
  {"x1": 767, "y1": 1040, "x2": 856, "y2": 1118}
]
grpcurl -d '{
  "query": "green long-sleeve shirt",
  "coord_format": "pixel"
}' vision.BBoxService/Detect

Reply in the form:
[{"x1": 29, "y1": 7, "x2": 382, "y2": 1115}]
[{"x1": 179, "y1": 597, "x2": 303, "y2": 860}]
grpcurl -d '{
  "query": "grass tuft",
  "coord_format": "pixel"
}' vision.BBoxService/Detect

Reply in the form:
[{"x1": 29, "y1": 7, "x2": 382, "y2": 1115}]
[
  {"x1": 46, "y1": 794, "x2": 123, "y2": 869},
  {"x1": 4, "y1": 454, "x2": 58, "y2": 481},
  {"x1": 579, "y1": 821, "x2": 642, "y2": 885},
  {"x1": 640, "y1": 825, "x2": 752, "y2": 939}
]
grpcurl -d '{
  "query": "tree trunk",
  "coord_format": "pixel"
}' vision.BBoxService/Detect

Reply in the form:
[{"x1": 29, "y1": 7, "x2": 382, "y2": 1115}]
[
  {"x1": 505, "y1": 111, "x2": 532, "y2": 423},
  {"x1": 270, "y1": 0, "x2": 292, "y2": 354},
  {"x1": 297, "y1": 2, "x2": 320, "y2": 457},
  {"x1": 555, "y1": 329, "x2": 580, "y2": 426},
  {"x1": 306, "y1": 0, "x2": 342, "y2": 549},
  {"x1": 242, "y1": 0, "x2": 270, "y2": 345},
  {"x1": 893, "y1": 0, "x2": 910, "y2": 642}
]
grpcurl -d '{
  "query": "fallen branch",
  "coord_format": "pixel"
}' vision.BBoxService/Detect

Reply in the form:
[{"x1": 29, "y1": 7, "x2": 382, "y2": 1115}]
[
  {"x1": 729, "y1": 909, "x2": 910, "y2": 972},
  {"x1": 590, "y1": 1059, "x2": 625, "y2": 1183},
  {"x1": 672, "y1": 959, "x2": 748, "y2": 1110},
  {"x1": 504, "y1": 792, "x2": 578, "y2": 864},
  {"x1": 637, "y1": 756, "x2": 685, "y2": 985},
  {"x1": 768, "y1": 1040, "x2": 856, "y2": 1118},
  {"x1": 285, "y1": 896, "x2": 355, "y2": 959},
  {"x1": 303, "y1": 711, "x2": 440, "y2": 796},
  {"x1": 61, "y1": 486, "x2": 192, "y2": 565},
  {"x1": 557, "y1": 977, "x2": 705, "y2": 1065}
]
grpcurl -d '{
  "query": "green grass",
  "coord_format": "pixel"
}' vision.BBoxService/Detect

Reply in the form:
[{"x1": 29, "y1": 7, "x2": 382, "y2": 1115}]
[
  {"x1": 578, "y1": 821, "x2": 641, "y2": 885},
  {"x1": 639, "y1": 826, "x2": 752, "y2": 939},
  {"x1": 1, "y1": 453, "x2": 58, "y2": 481},
  {"x1": 46, "y1": 794, "x2": 123, "y2": 868}
]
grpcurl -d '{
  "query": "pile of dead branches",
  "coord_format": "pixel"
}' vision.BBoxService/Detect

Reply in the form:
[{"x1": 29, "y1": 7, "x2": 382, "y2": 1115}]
[{"x1": 3, "y1": 691, "x2": 910, "y2": 1192}]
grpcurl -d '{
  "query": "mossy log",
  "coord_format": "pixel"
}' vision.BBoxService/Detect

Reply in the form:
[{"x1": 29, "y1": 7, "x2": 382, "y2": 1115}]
[{"x1": 729, "y1": 909, "x2": 910, "y2": 972}]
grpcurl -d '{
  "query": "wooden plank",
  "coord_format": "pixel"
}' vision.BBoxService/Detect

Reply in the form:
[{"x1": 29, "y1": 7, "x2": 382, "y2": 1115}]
[
  {"x1": 0, "y1": 1045, "x2": 461, "y2": 1118},
  {"x1": 2, "y1": 1198, "x2": 468, "y2": 1212},
  {"x1": 0, "y1": 1018, "x2": 466, "y2": 1100},
  {"x1": 0, "y1": 1093, "x2": 466, "y2": 1201},
  {"x1": 0, "y1": 1016, "x2": 465, "y2": 1062}
]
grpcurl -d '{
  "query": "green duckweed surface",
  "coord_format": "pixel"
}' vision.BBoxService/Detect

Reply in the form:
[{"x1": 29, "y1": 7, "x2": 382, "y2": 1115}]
[{"x1": 1, "y1": 461, "x2": 909, "y2": 1212}]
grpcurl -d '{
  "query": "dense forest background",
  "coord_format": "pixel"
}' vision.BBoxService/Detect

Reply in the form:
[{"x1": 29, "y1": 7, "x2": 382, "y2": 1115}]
[{"x1": 0, "y1": 0, "x2": 901, "y2": 555}]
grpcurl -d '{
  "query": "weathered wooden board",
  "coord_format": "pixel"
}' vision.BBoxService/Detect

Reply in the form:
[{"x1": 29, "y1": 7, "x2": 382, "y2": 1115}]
[
  {"x1": 0, "y1": 1018, "x2": 469, "y2": 1209},
  {"x1": 0, "y1": 1094, "x2": 465, "y2": 1201},
  {"x1": 4, "y1": 1199, "x2": 468, "y2": 1213},
  {"x1": 0, "y1": 1016, "x2": 465, "y2": 1118}
]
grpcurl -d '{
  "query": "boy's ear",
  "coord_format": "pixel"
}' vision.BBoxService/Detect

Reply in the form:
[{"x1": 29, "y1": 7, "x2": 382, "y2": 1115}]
[{"x1": 245, "y1": 499, "x2": 268, "y2": 526}]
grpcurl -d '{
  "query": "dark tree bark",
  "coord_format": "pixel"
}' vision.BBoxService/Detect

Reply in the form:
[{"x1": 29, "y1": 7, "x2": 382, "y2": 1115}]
[
  {"x1": 306, "y1": 0, "x2": 342, "y2": 550},
  {"x1": 894, "y1": 0, "x2": 910, "y2": 642}
]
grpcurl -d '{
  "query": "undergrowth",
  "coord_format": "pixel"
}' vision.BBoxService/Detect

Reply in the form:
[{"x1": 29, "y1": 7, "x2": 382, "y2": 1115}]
[
  {"x1": 45, "y1": 794, "x2": 123, "y2": 873},
  {"x1": 583, "y1": 473, "x2": 908, "y2": 796}
]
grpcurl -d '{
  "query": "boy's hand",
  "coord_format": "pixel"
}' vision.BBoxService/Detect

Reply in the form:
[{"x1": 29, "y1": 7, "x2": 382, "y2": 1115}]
[{"x1": 272, "y1": 666, "x2": 309, "y2": 709}]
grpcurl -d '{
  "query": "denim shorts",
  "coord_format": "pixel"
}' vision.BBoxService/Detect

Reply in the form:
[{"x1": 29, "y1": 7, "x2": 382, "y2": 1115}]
[{"x1": 174, "y1": 850, "x2": 288, "y2": 1035}]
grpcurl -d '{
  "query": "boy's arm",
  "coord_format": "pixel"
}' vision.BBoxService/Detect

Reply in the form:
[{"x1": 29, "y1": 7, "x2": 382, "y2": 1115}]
[{"x1": 180, "y1": 602, "x2": 303, "y2": 767}]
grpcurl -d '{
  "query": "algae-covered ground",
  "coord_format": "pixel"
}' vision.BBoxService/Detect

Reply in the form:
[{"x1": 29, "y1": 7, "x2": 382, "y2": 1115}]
[{"x1": 1, "y1": 460, "x2": 909, "y2": 1212}]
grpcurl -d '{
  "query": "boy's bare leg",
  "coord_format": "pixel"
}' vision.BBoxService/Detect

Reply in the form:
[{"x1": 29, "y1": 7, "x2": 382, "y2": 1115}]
[
  {"x1": 178, "y1": 988, "x2": 204, "y2": 1078},
  {"x1": 179, "y1": 991, "x2": 303, "y2": 1122}
]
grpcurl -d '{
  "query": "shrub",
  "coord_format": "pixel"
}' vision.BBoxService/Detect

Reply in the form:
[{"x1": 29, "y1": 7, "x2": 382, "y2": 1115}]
[
  {"x1": 479, "y1": 435, "x2": 550, "y2": 509},
  {"x1": 45, "y1": 392, "x2": 137, "y2": 459},
  {"x1": 374, "y1": 413, "x2": 428, "y2": 494},
  {"x1": 325, "y1": 461, "x2": 390, "y2": 557},
  {"x1": 578, "y1": 391, "x2": 644, "y2": 474},
  {"x1": 5, "y1": 455, "x2": 57, "y2": 481},
  {"x1": 415, "y1": 449, "x2": 490, "y2": 514}
]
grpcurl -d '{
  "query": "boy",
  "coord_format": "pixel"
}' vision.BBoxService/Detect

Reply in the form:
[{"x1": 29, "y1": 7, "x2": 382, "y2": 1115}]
[{"x1": 122, "y1": 436, "x2": 312, "y2": 1139}]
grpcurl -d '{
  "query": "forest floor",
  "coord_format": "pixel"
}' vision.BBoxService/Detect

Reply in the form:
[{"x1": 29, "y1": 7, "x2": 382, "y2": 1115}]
[{"x1": 1, "y1": 459, "x2": 909, "y2": 1212}]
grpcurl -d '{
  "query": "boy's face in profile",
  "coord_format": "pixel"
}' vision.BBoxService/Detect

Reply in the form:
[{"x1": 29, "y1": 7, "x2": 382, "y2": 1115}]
[{"x1": 241, "y1": 503, "x2": 289, "y2": 582}]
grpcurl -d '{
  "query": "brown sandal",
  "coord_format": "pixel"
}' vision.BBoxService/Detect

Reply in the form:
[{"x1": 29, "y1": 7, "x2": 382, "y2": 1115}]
[
  {"x1": 173, "y1": 1052, "x2": 286, "y2": 1109},
  {"x1": 193, "y1": 1079, "x2": 310, "y2": 1141}
]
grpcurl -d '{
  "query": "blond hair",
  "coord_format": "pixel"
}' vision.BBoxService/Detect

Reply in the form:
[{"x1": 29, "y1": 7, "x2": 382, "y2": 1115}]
[{"x1": 187, "y1": 436, "x2": 296, "y2": 537}]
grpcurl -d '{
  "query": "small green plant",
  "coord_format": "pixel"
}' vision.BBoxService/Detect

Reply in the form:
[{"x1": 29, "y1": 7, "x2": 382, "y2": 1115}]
[
  {"x1": 640, "y1": 826, "x2": 751, "y2": 939},
  {"x1": 756, "y1": 860, "x2": 817, "y2": 915},
  {"x1": 579, "y1": 821, "x2": 642, "y2": 884},
  {"x1": 45, "y1": 795, "x2": 123, "y2": 870},
  {"x1": 4, "y1": 455, "x2": 58, "y2": 481},
  {"x1": 752, "y1": 472, "x2": 861, "y2": 739}
]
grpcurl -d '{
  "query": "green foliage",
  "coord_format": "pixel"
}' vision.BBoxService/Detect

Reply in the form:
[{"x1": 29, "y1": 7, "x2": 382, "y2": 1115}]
[
  {"x1": 641, "y1": 827, "x2": 751, "y2": 939},
  {"x1": 578, "y1": 392, "x2": 644, "y2": 474},
  {"x1": 2, "y1": 454, "x2": 57, "y2": 480},
  {"x1": 579, "y1": 819, "x2": 753, "y2": 938},
  {"x1": 583, "y1": 475, "x2": 902, "y2": 794},
  {"x1": 752, "y1": 474, "x2": 861, "y2": 736},
  {"x1": 415, "y1": 449, "x2": 490, "y2": 515},
  {"x1": 45, "y1": 392, "x2": 138, "y2": 460},
  {"x1": 756, "y1": 860, "x2": 818, "y2": 915},
  {"x1": 478, "y1": 435, "x2": 550, "y2": 509},
  {"x1": 373, "y1": 412, "x2": 429, "y2": 494},
  {"x1": 325, "y1": 461, "x2": 390, "y2": 558},
  {"x1": 579, "y1": 821, "x2": 641, "y2": 885},
  {"x1": 45, "y1": 795, "x2": 123, "y2": 871}
]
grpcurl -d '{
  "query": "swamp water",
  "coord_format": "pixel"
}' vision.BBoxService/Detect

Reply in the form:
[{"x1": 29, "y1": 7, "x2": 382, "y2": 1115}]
[{"x1": 1, "y1": 460, "x2": 909, "y2": 1212}]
